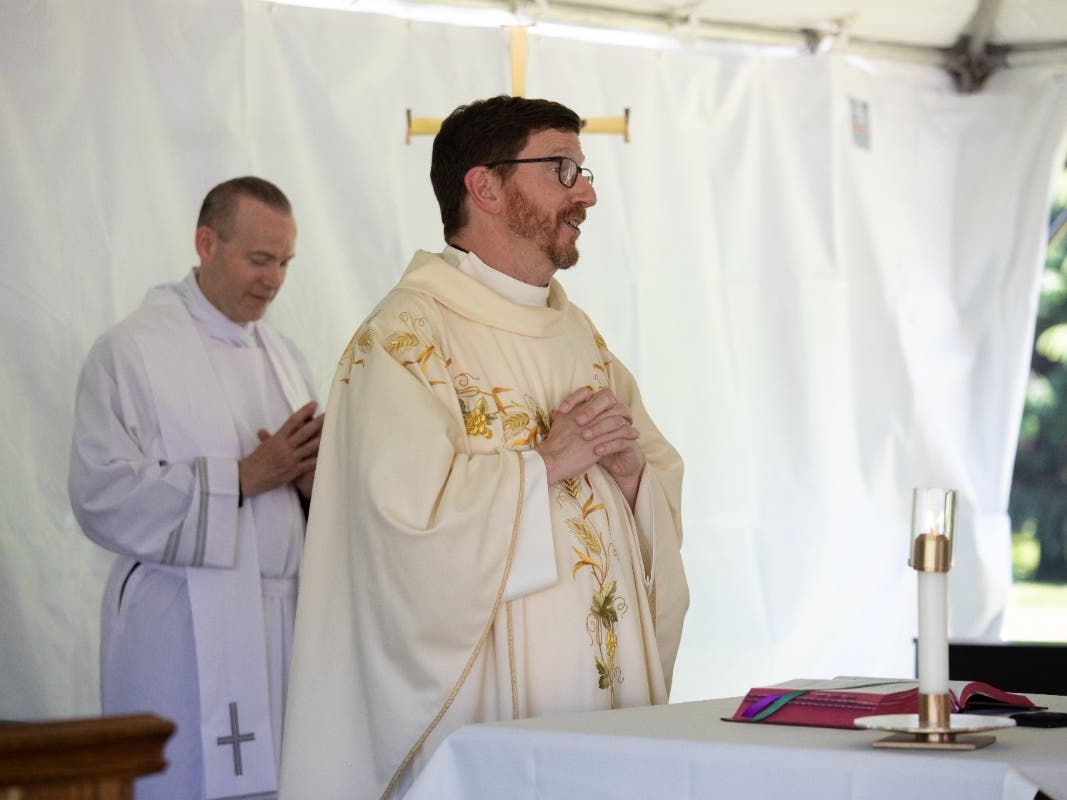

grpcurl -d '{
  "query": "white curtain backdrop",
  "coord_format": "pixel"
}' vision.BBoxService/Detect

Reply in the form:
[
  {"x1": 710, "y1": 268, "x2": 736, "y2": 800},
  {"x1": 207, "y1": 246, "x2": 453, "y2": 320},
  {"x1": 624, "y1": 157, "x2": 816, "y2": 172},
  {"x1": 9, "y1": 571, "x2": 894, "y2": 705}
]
[{"x1": 2, "y1": 0, "x2": 1066, "y2": 719}]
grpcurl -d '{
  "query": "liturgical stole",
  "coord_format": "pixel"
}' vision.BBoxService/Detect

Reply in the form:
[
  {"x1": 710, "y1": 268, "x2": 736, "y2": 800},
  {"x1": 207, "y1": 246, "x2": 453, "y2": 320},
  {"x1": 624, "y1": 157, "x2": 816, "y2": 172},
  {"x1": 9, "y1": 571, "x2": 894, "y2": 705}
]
[{"x1": 130, "y1": 288, "x2": 310, "y2": 799}]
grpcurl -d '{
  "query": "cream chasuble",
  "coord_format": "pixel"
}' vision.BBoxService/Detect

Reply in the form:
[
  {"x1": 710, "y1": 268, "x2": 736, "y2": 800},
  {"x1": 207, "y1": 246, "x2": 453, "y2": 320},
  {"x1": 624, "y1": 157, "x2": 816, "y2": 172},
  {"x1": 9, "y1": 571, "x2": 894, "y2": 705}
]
[{"x1": 280, "y1": 250, "x2": 688, "y2": 800}]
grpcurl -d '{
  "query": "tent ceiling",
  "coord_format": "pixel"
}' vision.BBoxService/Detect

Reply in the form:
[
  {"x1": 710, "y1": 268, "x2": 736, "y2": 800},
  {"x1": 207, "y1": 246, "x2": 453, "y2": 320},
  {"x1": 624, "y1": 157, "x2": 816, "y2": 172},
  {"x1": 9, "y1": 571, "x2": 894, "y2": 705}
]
[
  {"x1": 522, "y1": 0, "x2": 1067, "y2": 49},
  {"x1": 337, "y1": 0, "x2": 1067, "y2": 89}
]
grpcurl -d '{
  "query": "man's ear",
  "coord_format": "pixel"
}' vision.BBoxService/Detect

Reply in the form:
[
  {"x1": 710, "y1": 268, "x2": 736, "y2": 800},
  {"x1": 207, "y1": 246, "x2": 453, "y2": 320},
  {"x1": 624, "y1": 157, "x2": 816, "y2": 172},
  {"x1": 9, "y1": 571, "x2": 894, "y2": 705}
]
[
  {"x1": 464, "y1": 166, "x2": 504, "y2": 215},
  {"x1": 194, "y1": 225, "x2": 217, "y2": 263}
]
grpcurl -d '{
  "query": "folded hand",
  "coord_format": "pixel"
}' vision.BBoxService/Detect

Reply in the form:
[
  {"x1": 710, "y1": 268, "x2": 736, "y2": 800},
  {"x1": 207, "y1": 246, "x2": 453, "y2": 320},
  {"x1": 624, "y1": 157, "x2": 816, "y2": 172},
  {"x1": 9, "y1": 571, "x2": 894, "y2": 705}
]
[{"x1": 238, "y1": 400, "x2": 324, "y2": 500}]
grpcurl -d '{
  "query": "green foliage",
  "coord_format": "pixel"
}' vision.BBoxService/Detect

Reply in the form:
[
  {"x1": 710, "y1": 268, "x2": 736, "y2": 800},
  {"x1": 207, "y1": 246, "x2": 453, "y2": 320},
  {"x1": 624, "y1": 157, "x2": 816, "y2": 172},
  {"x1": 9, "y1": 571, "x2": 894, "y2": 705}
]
[
  {"x1": 590, "y1": 581, "x2": 619, "y2": 626},
  {"x1": 1010, "y1": 163, "x2": 1067, "y2": 581},
  {"x1": 1012, "y1": 521, "x2": 1040, "y2": 580},
  {"x1": 1036, "y1": 324, "x2": 1067, "y2": 363}
]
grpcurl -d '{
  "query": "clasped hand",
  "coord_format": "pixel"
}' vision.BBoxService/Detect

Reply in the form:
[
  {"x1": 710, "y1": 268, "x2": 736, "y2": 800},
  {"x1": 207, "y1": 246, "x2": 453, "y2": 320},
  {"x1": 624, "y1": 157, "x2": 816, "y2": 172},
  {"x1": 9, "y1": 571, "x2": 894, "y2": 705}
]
[
  {"x1": 535, "y1": 387, "x2": 646, "y2": 506},
  {"x1": 238, "y1": 400, "x2": 324, "y2": 500}
]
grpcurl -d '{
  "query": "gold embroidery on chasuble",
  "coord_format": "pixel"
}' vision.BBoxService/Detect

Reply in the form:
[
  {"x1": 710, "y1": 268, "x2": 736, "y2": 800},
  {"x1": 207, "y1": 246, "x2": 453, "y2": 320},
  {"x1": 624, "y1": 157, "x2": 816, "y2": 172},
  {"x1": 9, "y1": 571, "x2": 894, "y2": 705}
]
[
  {"x1": 590, "y1": 329, "x2": 613, "y2": 390},
  {"x1": 564, "y1": 328, "x2": 628, "y2": 707},
  {"x1": 336, "y1": 326, "x2": 374, "y2": 384},
  {"x1": 338, "y1": 311, "x2": 454, "y2": 386},
  {"x1": 455, "y1": 376, "x2": 551, "y2": 448},
  {"x1": 347, "y1": 309, "x2": 633, "y2": 709},
  {"x1": 558, "y1": 474, "x2": 627, "y2": 709},
  {"x1": 447, "y1": 326, "x2": 629, "y2": 708}
]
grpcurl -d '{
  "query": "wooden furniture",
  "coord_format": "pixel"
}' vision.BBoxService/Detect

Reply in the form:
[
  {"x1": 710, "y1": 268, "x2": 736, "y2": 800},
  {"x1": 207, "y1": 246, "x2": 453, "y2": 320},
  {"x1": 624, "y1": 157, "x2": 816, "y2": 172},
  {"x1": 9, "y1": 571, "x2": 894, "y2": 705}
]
[{"x1": 0, "y1": 714, "x2": 174, "y2": 800}]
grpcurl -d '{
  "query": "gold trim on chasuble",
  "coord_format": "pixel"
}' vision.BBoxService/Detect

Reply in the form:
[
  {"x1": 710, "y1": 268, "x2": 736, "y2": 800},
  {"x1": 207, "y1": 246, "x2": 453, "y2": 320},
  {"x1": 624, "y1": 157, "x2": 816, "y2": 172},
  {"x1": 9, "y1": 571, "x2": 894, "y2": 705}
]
[
  {"x1": 506, "y1": 601, "x2": 519, "y2": 719},
  {"x1": 379, "y1": 453, "x2": 526, "y2": 800},
  {"x1": 338, "y1": 312, "x2": 527, "y2": 800}
]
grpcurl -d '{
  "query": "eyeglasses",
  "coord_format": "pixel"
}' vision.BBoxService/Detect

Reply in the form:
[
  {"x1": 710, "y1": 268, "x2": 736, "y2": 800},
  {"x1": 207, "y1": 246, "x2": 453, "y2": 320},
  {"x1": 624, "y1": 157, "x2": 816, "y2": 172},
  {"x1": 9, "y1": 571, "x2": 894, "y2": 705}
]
[{"x1": 484, "y1": 156, "x2": 594, "y2": 188}]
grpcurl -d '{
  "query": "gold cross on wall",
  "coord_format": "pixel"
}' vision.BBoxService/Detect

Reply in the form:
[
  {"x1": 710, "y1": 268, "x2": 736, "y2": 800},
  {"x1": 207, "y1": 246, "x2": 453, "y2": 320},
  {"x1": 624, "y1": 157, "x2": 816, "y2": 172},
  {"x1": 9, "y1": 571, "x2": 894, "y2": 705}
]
[{"x1": 406, "y1": 26, "x2": 630, "y2": 143}]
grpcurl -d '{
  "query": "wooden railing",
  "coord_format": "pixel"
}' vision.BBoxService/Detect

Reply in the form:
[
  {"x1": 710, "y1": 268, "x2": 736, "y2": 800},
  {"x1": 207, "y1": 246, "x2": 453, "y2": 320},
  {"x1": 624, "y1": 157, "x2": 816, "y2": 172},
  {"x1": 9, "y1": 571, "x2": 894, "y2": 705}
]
[{"x1": 0, "y1": 714, "x2": 174, "y2": 800}]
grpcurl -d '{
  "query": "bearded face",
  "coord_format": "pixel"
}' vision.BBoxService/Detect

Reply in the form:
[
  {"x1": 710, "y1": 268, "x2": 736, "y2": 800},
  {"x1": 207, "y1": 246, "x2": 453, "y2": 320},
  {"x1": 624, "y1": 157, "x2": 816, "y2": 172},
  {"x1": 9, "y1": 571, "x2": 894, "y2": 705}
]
[{"x1": 503, "y1": 180, "x2": 586, "y2": 270}]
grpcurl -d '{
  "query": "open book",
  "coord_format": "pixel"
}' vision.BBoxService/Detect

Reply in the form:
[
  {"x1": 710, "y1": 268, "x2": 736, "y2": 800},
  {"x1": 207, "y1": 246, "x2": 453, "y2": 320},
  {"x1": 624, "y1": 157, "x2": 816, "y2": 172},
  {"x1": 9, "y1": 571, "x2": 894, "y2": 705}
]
[{"x1": 726, "y1": 678, "x2": 1040, "y2": 729}]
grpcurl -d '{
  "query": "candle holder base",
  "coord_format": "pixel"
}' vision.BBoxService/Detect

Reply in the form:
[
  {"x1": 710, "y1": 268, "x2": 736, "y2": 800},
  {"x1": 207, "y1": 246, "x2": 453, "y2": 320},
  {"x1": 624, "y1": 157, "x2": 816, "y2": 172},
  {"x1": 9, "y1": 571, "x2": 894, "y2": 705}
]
[
  {"x1": 871, "y1": 732, "x2": 996, "y2": 750},
  {"x1": 854, "y1": 713, "x2": 1015, "y2": 750}
]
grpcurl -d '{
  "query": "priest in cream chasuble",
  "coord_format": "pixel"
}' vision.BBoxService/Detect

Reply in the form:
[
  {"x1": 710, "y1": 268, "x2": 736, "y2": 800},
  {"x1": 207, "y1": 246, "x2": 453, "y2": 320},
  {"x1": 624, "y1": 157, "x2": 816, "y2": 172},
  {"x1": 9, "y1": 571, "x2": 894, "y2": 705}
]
[{"x1": 280, "y1": 97, "x2": 688, "y2": 800}]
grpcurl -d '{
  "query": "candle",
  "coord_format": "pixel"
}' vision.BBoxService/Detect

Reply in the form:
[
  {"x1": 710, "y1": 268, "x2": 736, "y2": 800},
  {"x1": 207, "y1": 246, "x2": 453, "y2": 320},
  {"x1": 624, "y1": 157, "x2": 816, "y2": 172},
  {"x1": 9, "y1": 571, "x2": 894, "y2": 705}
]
[
  {"x1": 917, "y1": 566, "x2": 948, "y2": 694},
  {"x1": 909, "y1": 488, "x2": 955, "y2": 701}
]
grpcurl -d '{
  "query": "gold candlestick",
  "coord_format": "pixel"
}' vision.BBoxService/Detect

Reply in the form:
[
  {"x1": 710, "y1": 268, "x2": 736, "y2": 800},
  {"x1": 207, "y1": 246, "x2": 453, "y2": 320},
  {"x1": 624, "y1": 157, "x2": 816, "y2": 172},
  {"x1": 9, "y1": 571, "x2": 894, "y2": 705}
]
[{"x1": 854, "y1": 488, "x2": 1012, "y2": 750}]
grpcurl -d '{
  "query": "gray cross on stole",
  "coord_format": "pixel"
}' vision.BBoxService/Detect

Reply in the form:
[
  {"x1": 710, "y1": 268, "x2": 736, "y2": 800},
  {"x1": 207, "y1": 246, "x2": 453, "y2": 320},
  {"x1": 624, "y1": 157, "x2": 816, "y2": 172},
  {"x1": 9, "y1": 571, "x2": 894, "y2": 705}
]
[{"x1": 215, "y1": 701, "x2": 255, "y2": 775}]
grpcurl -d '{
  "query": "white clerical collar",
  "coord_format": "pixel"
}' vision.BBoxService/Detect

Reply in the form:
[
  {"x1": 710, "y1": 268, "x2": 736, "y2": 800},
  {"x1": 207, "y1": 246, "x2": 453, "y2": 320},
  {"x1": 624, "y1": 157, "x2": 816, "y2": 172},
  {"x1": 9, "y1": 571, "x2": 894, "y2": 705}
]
[
  {"x1": 177, "y1": 268, "x2": 259, "y2": 348},
  {"x1": 441, "y1": 245, "x2": 551, "y2": 308}
]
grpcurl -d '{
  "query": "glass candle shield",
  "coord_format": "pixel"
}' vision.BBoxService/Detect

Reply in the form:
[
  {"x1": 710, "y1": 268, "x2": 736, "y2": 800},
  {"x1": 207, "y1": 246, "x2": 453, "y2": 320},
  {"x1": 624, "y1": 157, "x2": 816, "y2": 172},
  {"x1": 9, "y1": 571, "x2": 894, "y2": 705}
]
[{"x1": 909, "y1": 488, "x2": 956, "y2": 571}]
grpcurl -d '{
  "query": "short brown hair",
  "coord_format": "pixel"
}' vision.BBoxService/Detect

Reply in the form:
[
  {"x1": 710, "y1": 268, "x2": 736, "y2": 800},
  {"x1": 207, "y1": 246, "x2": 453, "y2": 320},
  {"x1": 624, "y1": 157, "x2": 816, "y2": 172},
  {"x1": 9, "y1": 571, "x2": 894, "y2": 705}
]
[
  {"x1": 430, "y1": 96, "x2": 581, "y2": 240},
  {"x1": 197, "y1": 176, "x2": 292, "y2": 239}
]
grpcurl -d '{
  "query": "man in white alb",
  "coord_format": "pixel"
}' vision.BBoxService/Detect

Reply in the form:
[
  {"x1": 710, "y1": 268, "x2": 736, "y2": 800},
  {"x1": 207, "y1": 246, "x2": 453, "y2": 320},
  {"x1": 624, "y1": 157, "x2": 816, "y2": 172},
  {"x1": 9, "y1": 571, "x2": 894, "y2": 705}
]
[
  {"x1": 69, "y1": 177, "x2": 323, "y2": 800},
  {"x1": 280, "y1": 96, "x2": 689, "y2": 800}
]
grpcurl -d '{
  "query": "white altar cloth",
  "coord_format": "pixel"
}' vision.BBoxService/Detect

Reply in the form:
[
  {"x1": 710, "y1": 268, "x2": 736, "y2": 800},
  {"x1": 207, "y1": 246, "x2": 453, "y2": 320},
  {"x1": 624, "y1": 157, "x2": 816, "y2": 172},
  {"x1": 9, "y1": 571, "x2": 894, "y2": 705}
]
[{"x1": 405, "y1": 692, "x2": 1067, "y2": 800}]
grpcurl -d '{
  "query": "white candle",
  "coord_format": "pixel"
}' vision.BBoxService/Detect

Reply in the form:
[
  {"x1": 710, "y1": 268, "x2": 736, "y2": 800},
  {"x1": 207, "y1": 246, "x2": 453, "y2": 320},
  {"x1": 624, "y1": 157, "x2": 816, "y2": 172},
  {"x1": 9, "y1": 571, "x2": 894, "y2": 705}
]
[{"x1": 917, "y1": 568, "x2": 948, "y2": 694}]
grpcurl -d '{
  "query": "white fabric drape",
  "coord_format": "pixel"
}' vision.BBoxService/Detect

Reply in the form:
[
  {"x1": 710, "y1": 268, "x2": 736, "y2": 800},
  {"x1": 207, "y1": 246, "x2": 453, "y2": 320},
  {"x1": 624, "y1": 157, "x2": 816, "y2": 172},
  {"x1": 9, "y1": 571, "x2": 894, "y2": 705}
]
[{"x1": 2, "y1": 0, "x2": 1066, "y2": 718}]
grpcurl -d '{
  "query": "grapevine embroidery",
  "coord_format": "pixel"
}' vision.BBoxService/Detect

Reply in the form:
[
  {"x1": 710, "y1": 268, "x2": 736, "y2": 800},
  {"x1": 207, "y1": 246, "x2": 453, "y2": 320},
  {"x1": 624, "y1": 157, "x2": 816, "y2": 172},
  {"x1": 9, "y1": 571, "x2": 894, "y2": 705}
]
[
  {"x1": 558, "y1": 475, "x2": 627, "y2": 707},
  {"x1": 339, "y1": 311, "x2": 452, "y2": 385}
]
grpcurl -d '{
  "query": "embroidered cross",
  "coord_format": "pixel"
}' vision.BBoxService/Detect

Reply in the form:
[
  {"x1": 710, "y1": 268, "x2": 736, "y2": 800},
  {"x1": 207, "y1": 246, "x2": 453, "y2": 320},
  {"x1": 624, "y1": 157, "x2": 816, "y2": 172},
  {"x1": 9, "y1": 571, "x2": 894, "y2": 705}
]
[{"x1": 216, "y1": 701, "x2": 255, "y2": 776}]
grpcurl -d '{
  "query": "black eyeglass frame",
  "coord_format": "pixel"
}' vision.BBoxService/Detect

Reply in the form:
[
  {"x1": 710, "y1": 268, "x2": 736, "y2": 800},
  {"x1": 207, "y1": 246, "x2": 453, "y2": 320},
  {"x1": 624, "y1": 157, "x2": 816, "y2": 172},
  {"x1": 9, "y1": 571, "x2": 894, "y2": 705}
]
[{"x1": 483, "y1": 156, "x2": 594, "y2": 188}]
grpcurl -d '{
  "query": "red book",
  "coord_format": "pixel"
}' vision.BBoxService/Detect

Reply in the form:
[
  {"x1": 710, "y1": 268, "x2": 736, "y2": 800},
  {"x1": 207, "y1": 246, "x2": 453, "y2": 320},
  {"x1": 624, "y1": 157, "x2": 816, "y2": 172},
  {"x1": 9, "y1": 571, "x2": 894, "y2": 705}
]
[{"x1": 726, "y1": 678, "x2": 1039, "y2": 729}]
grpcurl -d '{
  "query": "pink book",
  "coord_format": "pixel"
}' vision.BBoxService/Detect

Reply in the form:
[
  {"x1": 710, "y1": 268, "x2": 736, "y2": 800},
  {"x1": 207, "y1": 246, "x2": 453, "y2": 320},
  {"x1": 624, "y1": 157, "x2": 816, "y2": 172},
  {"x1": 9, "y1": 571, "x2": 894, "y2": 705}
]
[{"x1": 726, "y1": 678, "x2": 1038, "y2": 729}]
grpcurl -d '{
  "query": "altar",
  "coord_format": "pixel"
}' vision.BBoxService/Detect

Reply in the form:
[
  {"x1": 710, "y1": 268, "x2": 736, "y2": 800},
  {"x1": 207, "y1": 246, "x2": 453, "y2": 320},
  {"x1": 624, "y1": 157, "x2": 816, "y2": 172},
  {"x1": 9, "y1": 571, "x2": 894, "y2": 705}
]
[{"x1": 404, "y1": 691, "x2": 1067, "y2": 800}]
